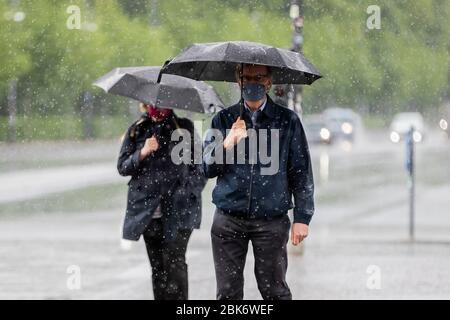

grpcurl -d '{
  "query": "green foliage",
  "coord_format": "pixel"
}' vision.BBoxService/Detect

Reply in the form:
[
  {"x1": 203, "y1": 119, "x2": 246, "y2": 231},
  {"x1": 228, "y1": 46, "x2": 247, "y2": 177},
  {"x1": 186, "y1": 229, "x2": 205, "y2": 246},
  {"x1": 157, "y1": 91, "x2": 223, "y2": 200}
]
[
  {"x1": 303, "y1": 0, "x2": 450, "y2": 114},
  {"x1": 0, "y1": 114, "x2": 130, "y2": 141},
  {"x1": 0, "y1": 0, "x2": 449, "y2": 141},
  {"x1": 0, "y1": 1, "x2": 32, "y2": 93}
]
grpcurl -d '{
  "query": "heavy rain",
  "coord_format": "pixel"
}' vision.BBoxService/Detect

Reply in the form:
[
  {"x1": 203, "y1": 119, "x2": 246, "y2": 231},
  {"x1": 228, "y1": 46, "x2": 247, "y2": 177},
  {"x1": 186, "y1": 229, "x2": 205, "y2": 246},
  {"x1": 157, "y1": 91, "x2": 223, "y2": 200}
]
[{"x1": 1, "y1": 0, "x2": 450, "y2": 304}]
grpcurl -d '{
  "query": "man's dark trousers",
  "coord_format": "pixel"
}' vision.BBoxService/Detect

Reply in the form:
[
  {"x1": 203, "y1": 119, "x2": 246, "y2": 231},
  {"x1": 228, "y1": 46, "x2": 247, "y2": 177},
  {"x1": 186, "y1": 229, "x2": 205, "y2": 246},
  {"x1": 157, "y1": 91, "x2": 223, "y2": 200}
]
[{"x1": 211, "y1": 209, "x2": 292, "y2": 300}]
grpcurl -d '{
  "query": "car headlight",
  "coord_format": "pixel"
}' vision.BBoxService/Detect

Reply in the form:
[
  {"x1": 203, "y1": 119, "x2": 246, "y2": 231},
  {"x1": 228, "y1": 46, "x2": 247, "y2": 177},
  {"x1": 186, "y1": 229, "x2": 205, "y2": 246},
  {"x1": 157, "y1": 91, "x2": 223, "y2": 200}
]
[
  {"x1": 320, "y1": 128, "x2": 331, "y2": 140},
  {"x1": 413, "y1": 131, "x2": 422, "y2": 142},
  {"x1": 440, "y1": 119, "x2": 448, "y2": 131},
  {"x1": 341, "y1": 122, "x2": 353, "y2": 135},
  {"x1": 390, "y1": 131, "x2": 400, "y2": 143}
]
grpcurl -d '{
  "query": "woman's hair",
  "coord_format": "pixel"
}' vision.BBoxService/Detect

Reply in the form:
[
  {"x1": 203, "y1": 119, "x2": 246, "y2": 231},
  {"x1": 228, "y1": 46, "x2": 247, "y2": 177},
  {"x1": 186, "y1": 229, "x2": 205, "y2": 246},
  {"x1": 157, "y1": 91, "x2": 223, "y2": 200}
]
[{"x1": 139, "y1": 102, "x2": 147, "y2": 113}]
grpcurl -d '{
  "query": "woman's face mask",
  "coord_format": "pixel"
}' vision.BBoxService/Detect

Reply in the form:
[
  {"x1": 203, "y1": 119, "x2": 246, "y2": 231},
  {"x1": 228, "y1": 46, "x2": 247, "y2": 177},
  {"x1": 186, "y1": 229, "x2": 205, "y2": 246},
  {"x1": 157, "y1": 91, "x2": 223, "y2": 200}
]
[{"x1": 146, "y1": 105, "x2": 173, "y2": 121}]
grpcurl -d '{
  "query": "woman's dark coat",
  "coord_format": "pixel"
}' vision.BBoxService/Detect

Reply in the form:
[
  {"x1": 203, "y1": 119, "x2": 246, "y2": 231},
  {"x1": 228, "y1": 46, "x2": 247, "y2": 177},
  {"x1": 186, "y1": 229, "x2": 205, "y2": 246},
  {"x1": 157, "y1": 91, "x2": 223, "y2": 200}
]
[{"x1": 117, "y1": 113, "x2": 206, "y2": 241}]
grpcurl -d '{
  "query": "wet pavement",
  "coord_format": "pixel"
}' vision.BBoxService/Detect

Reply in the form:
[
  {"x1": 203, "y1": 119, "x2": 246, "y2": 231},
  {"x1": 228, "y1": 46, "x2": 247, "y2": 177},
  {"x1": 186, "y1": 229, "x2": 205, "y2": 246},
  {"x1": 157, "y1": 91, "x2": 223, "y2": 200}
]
[{"x1": 1, "y1": 130, "x2": 450, "y2": 299}]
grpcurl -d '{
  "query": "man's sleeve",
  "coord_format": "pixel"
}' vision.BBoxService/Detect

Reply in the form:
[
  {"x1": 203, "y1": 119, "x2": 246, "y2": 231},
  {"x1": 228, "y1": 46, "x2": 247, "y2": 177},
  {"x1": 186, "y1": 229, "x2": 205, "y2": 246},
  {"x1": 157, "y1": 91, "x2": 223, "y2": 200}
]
[
  {"x1": 184, "y1": 119, "x2": 208, "y2": 193},
  {"x1": 287, "y1": 115, "x2": 315, "y2": 225},
  {"x1": 202, "y1": 114, "x2": 226, "y2": 178}
]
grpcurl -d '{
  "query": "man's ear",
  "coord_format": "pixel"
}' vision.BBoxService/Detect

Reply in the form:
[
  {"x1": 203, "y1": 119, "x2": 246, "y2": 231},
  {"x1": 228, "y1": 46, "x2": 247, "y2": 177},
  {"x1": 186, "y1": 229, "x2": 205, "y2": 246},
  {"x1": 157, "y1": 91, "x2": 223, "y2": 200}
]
[{"x1": 266, "y1": 80, "x2": 272, "y2": 92}]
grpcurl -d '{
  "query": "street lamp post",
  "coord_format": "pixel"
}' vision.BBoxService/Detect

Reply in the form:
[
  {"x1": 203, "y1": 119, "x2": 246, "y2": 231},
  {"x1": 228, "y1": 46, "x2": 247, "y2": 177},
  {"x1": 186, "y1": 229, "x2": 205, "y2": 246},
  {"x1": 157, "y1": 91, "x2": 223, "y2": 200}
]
[
  {"x1": 289, "y1": 0, "x2": 304, "y2": 117},
  {"x1": 288, "y1": 0, "x2": 306, "y2": 256},
  {"x1": 5, "y1": 2, "x2": 26, "y2": 143},
  {"x1": 81, "y1": 91, "x2": 95, "y2": 140},
  {"x1": 405, "y1": 127, "x2": 415, "y2": 241},
  {"x1": 7, "y1": 79, "x2": 18, "y2": 143},
  {"x1": 149, "y1": 0, "x2": 160, "y2": 26}
]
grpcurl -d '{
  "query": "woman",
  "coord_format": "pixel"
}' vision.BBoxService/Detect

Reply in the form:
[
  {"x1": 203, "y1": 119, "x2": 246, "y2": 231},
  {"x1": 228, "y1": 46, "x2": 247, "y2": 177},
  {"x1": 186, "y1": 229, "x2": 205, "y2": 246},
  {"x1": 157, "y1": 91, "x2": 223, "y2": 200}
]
[{"x1": 117, "y1": 103, "x2": 206, "y2": 300}]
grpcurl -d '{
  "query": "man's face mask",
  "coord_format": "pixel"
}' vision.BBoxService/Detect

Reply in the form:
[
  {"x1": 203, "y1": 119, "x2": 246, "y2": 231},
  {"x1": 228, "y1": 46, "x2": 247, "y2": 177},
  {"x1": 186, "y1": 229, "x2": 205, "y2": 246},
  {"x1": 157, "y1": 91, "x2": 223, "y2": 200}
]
[{"x1": 242, "y1": 83, "x2": 267, "y2": 101}]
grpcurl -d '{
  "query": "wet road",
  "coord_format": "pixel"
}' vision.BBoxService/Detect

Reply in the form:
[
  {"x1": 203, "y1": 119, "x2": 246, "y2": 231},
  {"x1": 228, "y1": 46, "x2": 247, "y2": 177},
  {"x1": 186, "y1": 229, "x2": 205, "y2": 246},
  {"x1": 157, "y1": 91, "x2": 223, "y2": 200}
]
[{"x1": 0, "y1": 129, "x2": 450, "y2": 299}]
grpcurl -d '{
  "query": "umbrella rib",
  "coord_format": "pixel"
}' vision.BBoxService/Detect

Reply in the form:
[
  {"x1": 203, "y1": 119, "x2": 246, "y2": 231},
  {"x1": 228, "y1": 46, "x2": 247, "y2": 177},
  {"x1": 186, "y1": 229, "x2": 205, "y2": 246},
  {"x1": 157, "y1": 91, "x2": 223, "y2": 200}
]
[
  {"x1": 94, "y1": 65, "x2": 222, "y2": 114},
  {"x1": 271, "y1": 48, "x2": 300, "y2": 84},
  {"x1": 197, "y1": 60, "x2": 210, "y2": 80}
]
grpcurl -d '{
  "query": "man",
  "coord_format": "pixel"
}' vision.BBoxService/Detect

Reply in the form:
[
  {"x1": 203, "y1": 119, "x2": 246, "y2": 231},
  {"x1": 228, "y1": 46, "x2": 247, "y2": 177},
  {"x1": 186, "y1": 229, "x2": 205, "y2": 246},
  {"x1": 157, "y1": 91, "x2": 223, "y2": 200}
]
[
  {"x1": 203, "y1": 64, "x2": 314, "y2": 300},
  {"x1": 118, "y1": 104, "x2": 206, "y2": 300}
]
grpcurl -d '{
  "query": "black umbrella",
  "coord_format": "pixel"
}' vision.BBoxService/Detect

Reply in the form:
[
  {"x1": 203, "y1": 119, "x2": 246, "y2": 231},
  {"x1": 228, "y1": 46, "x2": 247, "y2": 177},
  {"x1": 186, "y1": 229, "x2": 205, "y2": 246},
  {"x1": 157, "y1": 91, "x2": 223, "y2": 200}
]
[
  {"x1": 93, "y1": 66, "x2": 224, "y2": 113},
  {"x1": 160, "y1": 41, "x2": 322, "y2": 85},
  {"x1": 160, "y1": 41, "x2": 322, "y2": 116}
]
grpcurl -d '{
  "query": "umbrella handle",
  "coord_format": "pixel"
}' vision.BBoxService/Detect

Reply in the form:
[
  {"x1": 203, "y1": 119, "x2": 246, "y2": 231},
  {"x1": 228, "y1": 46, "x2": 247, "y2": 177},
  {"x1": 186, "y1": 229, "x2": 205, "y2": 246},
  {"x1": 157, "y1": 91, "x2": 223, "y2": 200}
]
[
  {"x1": 157, "y1": 71, "x2": 163, "y2": 84},
  {"x1": 157, "y1": 59, "x2": 172, "y2": 84},
  {"x1": 149, "y1": 114, "x2": 178, "y2": 141},
  {"x1": 239, "y1": 63, "x2": 244, "y2": 119},
  {"x1": 150, "y1": 123, "x2": 163, "y2": 141}
]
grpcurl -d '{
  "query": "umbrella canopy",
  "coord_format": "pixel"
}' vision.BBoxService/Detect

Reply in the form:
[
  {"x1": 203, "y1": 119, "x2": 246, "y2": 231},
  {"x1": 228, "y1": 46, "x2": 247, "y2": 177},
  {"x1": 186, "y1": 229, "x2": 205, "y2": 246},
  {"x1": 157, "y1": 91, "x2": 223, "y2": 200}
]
[
  {"x1": 93, "y1": 66, "x2": 224, "y2": 113},
  {"x1": 160, "y1": 41, "x2": 322, "y2": 85}
]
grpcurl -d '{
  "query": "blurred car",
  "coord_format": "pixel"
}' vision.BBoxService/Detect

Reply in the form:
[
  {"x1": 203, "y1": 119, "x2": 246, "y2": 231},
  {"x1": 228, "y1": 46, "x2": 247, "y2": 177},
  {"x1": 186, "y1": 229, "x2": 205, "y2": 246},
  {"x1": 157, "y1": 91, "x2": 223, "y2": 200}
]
[
  {"x1": 389, "y1": 112, "x2": 425, "y2": 143},
  {"x1": 322, "y1": 107, "x2": 362, "y2": 142},
  {"x1": 303, "y1": 114, "x2": 333, "y2": 144},
  {"x1": 438, "y1": 103, "x2": 450, "y2": 138}
]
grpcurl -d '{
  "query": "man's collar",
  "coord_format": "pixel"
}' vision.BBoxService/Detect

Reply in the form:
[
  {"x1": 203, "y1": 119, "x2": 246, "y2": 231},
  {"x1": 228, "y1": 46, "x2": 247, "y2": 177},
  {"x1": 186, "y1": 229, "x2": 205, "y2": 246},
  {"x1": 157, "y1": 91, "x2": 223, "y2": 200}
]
[
  {"x1": 250, "y1": 95, "x2": 277, "y2": 119},
  {"x1": 231, "y1": 95, "x2": 277, "y2": 119}
]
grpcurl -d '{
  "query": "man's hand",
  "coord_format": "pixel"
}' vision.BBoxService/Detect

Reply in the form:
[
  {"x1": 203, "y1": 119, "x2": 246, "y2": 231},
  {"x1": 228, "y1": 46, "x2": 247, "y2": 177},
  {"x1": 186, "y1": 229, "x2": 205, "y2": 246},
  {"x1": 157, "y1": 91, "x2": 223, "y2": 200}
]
[
  {"x1": 223, "y1": 117, "x2": 247, "y2": 150},
  {"x1": 291, "y1": 223, "x2": 309, "y2": 246},
  {"x1": 139, "y1": 134, "x2": 159, "y2": 160}
]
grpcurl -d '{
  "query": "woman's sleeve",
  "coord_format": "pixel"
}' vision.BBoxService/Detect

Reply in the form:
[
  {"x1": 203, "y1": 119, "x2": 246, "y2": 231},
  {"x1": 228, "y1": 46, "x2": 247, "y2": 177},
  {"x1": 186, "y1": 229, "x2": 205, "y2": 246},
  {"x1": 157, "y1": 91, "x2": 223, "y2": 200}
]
[{"x1": 117, "y1": 126, "x2": 142, "y2": 177}]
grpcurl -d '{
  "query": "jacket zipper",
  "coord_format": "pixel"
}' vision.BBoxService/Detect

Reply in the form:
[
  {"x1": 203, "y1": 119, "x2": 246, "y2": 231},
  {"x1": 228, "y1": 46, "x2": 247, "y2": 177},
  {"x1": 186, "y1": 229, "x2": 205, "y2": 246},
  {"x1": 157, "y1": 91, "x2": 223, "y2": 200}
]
[
  {"x1": 247, "y1": 163, "x2": 254, "y2": 214},
  {"x1": 247, "y1": 118, "x2": 256, "y2": 215}
]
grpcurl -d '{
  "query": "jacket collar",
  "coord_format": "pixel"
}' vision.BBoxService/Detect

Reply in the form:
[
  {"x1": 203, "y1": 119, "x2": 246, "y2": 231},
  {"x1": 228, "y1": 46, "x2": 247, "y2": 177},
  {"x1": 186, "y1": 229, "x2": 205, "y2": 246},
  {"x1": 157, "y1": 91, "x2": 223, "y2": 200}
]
[
  {"x1": 232, "y1": 94, "x2": 278, "y2": 119},
  {"x1": 261, "y1": 95, "x2": 277, "y2": 119}
]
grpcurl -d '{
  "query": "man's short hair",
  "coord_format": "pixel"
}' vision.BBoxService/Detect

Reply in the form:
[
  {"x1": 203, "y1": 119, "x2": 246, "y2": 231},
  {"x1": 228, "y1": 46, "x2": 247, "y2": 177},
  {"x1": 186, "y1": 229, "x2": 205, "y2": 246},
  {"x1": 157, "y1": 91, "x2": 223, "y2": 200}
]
[{"x1": 235, "y1": 64, "x2": 272, "y2": 80}]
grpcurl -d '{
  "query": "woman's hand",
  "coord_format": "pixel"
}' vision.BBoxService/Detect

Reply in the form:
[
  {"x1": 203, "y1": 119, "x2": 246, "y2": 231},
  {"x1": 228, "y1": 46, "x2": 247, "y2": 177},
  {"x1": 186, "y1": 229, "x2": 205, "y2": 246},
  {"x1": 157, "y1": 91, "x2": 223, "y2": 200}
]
[{"x1": 139, "y1": 135, "x2": 159, "y2": 160}]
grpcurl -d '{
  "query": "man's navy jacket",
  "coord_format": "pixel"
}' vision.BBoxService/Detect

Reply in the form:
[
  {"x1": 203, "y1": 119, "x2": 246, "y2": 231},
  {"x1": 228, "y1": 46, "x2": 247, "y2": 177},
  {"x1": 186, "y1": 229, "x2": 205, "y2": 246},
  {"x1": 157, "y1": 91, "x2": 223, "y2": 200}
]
[{"x1": 203, "y1": 95, "x2": 315, "y2": 225}]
